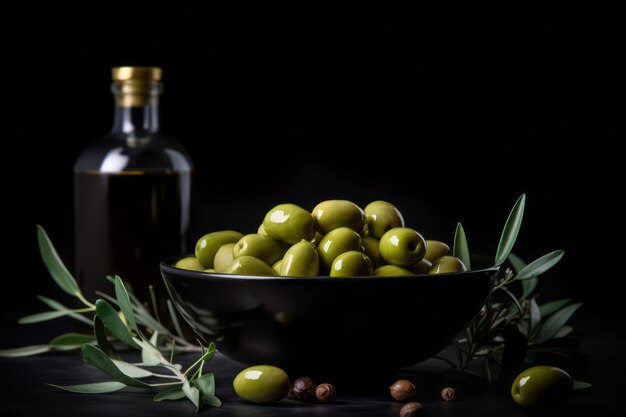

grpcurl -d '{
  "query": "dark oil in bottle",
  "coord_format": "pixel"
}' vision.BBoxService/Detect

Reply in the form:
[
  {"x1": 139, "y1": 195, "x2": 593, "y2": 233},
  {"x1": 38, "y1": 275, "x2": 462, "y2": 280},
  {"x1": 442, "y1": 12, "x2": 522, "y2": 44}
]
[{"x1": 74, "y1": 169, "x2": 191, "y2": 303}]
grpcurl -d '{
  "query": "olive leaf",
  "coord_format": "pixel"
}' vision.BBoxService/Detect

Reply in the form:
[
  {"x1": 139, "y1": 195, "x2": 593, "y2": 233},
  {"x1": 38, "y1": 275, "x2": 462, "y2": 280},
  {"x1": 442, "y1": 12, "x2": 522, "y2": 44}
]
[
  {"x1": 93, "y1": 315, "x2": 119, "y2": 359},
  {"x1": 539, "y1": 298, "x2": 572, "y2": 317},
  {"x1": 167, "y1": 299, "x2": 185, "y2": 339},
  {"x1": 554, "y1": 325, "x2": 574, "y2": 338},
  {"x1": 114, "y1": 275, "x2": 140, "y2": 335},
  {"x1": 36, "y1": 296, "x2": 93, "y2": 325},
  {"x1": 48, "y1": 333, "x2": 96, "y2": 347},
  {"x1": 18, "y1": 310, "x2": 73, "y2": 324},
  {"x1": 508, "y1": 253, "x2": 537, "y2": 299},
  {"x1": 182, "y1": 380, "x2": 200, "y2": 410},
  {"x1": 528, "y1": 298, "x2": 541, "y2": 338},
  {"x1": 535, "y1": 303, "x2": 582, "y2": 344},
  {"x1": 453, "y1": 222, "x2": 471, "y2": 270},
  {"x1": 193, "y1": 373, "x2": 222, "y2": 407},
  {"x1": 48, "y1": 381, "x2": 126, "y2": 394},
  {"x1": 95, "y1": 300, "x2": 139, "y2": 349},
  {"x1": 36, "y1": 225, "x2": 81, "y2": 297},
  {"x1": 494, "y1": 194, "x2": 526, "y2": 266},
  {"x1": 0, "y1": 345, "x2": 51, "y2": 357},
  {"x1": 516, "y1": 250, "x2": 564, "y2": 280},
  {"x1": 154, "y1": 386, "x2": 186, "y2": 401},
  {"x1": 573, "y1": 381, "x2": 592, "y2": 390},
  {"x1": 81, "y1": 344, "x2": 150, "y2": 388}
]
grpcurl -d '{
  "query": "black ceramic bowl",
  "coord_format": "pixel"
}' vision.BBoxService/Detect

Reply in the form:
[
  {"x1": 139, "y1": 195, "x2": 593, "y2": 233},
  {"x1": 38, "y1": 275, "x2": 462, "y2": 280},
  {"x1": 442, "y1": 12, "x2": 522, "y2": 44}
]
[{"x1": 161, "y1": 258, "x2": 498, "y2": 384}]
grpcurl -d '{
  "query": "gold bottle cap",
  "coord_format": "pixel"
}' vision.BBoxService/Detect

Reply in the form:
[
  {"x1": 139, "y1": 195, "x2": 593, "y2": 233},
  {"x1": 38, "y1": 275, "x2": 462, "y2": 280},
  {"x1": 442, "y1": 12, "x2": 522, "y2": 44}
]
[
  {"x1": 111, "y1": 67, "x2": 162, "y2": 107},
  {"x1": 112, "y1": 66, "x2": 162, "y2": 81}
]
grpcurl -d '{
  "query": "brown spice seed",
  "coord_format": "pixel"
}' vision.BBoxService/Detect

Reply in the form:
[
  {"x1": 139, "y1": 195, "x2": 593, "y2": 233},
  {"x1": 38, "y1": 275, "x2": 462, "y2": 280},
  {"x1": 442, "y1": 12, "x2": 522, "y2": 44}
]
[
  {"x1": 315, "y1": 383, "x2": 337, "y2": 403},
  {"x1": 290, "y1": 377, "x2": 317, "y2": 402},
  {"x1": 441, "y1": 386, "x2": 456, "y2": 402},
  {"x1": 389, "y1": 379, "x2": 416, "y2": 401},
  {"x1": 399, "y1": 401, "x2": 423, "y2": 417}
]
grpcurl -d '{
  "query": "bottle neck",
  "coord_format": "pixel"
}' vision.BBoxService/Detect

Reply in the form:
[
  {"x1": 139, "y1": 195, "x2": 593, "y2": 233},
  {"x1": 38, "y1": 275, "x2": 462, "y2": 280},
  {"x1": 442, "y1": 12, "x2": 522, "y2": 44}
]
[
  {"x1": 110, "y1": 82, "x2": 162, "y2": 135},
  {"x1": 112, "y1": 102, "x2": 160, "y2": 134}
]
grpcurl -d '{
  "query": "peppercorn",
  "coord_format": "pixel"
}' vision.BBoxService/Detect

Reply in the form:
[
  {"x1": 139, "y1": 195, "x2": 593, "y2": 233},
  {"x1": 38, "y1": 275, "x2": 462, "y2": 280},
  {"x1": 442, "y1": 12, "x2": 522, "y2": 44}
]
[
  {"x1": 441, "y1": 386, "x2": 455, "y2": 402},
  {"x1": 290, "y1": 377, "x2": 317, "y2": 401},
  {"x1": 389, "y1": 379, "x2": 416, "y2": 401},
  {"x1": 315, "y1": 383, "x2": 336, "y2": 403},
  {"x1": 399, "y1": 401, "x2": 423, "y2": 417}
]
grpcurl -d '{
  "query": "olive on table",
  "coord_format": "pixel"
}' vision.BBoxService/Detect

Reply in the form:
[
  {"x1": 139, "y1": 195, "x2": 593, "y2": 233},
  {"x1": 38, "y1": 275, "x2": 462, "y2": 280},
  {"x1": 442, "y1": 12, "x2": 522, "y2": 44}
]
[
  {"x1": 174, "y1": 257, "x2": 205, "y2": 271},
  {"x1": 280, "y1": 240, "x2": 320, "y2": 277},
  {"x1": 195, "y1": 230, "x2": 244, "y2": 269},
  {"x1": 429, "y1": 256, "x2": 467, "y2": 274},
  {"x1": 312, "y1": 200, "x2": 366, "y2": 234},
  {"x1": 233, "y1": 234, "x2": 287, "y2": 265},
  {"x1": 213, "y1": 243, "x2": 236, "y2": 273},
  {"x1": 424, "y1": 240, "x2": 450, "y2": 263},
  {"x1": 317, "y1": 227, "x2": 363, "y2": 269},
  {"x1": 263, "y1": 204, "x2": 315, "y2": 244},
  {"x1": 364, "y1": 201, "x2": 405, "y2": 238},
  {"x1": 227, "y1": 256, "x2": 278, "y2": 276},
  {"x1": 233, "y1": 365, "x2": 290, "y2": 404},
  {"x1": 511, "y1": 366, "x2": 573, "y2": 407},
  {"x1": 379, "y1": 227, "x2": 427, "y2": 267},
  {"x1": 361, "y1": 236, "x2": 383, "y2": 268},
  {"x1": 330, "y1": 251, "x2": 373, "y2": 277},
  {"x1": 374, "y1": 265, "x2": 415, "y2": 276}
]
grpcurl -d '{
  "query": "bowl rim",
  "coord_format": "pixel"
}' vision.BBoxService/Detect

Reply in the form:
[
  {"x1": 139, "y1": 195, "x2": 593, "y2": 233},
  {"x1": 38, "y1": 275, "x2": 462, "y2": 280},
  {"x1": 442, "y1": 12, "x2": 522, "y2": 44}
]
[{"x1": 160, "y1": 256, "x2": 500, "y2": 283}]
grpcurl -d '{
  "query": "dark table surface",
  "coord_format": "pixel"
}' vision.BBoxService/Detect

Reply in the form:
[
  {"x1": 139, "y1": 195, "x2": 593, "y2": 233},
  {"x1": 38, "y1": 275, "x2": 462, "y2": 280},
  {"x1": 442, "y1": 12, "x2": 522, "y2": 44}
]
[{"x1": 0, "y1": 313, "x2": 623, "y2": 417}]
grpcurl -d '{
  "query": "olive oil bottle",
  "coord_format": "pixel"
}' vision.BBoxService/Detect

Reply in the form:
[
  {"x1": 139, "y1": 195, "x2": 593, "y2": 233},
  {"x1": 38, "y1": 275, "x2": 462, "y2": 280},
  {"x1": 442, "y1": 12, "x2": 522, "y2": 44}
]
[{"x1": 74, "y1": 67, "x2": 192, "y2": 303}]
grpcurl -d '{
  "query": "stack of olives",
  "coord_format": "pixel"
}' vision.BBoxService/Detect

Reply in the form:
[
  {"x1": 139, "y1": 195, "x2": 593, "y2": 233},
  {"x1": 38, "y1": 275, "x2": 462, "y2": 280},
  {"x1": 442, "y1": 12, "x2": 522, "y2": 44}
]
[{"x1": 175, "y1": 200, "x2": 468, "y2": 277}]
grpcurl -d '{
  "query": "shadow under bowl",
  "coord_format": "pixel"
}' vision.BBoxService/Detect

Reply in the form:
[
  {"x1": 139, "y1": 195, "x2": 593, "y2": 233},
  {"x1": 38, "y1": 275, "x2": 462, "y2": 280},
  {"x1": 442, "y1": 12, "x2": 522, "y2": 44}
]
[{"x1": 161, "y1": 258, "x2": 498, "y2": 386}]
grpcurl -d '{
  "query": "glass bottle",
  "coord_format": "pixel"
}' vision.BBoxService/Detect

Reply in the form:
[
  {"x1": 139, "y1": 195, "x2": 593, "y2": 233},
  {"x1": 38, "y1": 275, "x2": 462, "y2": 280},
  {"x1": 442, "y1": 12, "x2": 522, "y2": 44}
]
[{"x1": 74, "y1": 66, "x2": 192, "y2": 303}]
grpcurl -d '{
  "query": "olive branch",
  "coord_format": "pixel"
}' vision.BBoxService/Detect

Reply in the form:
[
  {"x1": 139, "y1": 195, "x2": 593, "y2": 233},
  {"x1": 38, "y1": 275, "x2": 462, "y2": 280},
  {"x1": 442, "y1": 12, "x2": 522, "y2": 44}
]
[
  {"x1": 438, "y1": 194, "x2": 581, "y2": 383},
  {"x1": 0, "y1": 226, "x2": 220, "y2": 411}
]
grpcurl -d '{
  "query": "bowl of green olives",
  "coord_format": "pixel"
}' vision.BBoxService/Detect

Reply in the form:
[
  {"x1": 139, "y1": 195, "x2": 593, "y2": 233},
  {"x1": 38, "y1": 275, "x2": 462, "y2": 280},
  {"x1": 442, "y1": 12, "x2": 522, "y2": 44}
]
[{"x1": 161, "y1": 200, "x2": 498, "y2": 383}]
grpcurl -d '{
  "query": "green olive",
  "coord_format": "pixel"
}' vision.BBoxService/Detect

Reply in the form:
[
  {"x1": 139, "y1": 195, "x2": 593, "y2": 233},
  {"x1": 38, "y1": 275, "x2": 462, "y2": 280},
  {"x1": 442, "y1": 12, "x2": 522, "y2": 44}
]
[
  {"x1": 361, "y1": 236, "x2": 383, "y2": 268},
  {"x1": 312, "y1": 200, "x2": 366, "y2": 234},
  {"x1": 257, "y1": 224, "x2": 268, "y2": 235},
  {"x1": 263, "y1": 204, "x2": 315, "y2": 245},
  {"x1": 213, "y1": 243, "x2": 236, "y2": 273},
  {"x1": 364, "y1": 201, "x2": 405, "y2": 239},
  {"x1": 511, "y1": 366, "x2": 573, "y2": 407},
  {"x1": 429, "y1": 256, "x2": 467, "y2": 274},
  {"x1": 174, "y1": 257, "x2": 205, "y2": 271},
  {"x1": 379, "y1": 227, "x2": 426, "y2": 267},
  {"x1": 317, "y1": 227, "x2": 363, "y2": 269},
  {"x1": 373, "y1": 265, "x2": 415, "y2": 276},
  {"x1": 272, "y1": 260, "x2": 282, "y2": 275},
  {"x1": 195, "y1": 231, "x2": 244, "y2": 268},
  {"x1": 310, "y1": 231, "x2": 324, "y2": 247},
  {"x1": 233, "y1": 365, "x2": 289, "y2": 403},
  {"x1": 204, "y1": 268, "x2": 216, "y2": 273},
  {"x1": 227, "y1": 256, "x2": 277, "y2": 276},
  {"x1": 424, "y1": 240, "x2": 451, "y2": 263},
  {"x1": 280, "y1": 240, "x2": 320, "y2": 277},
  {"x1": 410, "y1": 259, "x2": 432, "y2": 275},
  {"x1": 330, "y1": 251, "x2": 373, "y2": 277},
  {"x1": 233, "y1": 234, "x2": 287, "y2": 266}
]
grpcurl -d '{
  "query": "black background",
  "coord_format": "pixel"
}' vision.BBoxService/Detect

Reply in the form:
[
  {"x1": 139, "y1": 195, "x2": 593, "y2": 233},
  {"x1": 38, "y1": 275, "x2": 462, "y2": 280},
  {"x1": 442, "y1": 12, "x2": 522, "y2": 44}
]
[{"x1": 4, "y1": 2, "x2": 625, "y2": 340}]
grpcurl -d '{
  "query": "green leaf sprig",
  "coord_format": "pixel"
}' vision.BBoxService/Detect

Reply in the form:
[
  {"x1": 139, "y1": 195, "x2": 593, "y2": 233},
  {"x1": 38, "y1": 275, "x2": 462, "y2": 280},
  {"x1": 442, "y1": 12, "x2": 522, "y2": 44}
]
[
  {"x1": 435, "y1": 194, "x2": 582, "y2": 384},
  {"x1": 50, "y1": 278, "x2": 221, "y2": 411},
  {"x1": 0, "y1": 225, "x2": 201, "y2": 357},
  {"x1": 0, "y1": 226, "x2": 219, "y2": 411}
]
